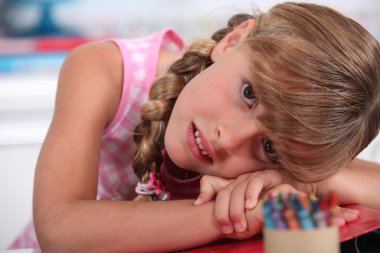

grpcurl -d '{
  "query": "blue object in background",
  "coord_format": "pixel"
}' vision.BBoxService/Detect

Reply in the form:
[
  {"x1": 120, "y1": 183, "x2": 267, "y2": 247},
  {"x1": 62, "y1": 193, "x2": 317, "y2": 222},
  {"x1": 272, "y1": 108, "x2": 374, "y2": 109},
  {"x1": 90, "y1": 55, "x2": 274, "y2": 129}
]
[
  {"x1": 0, "y1": 52, "x2": 67, "y2": 73},
  {"x1": 0, "y1": 0, "x2": 78, "y2": 37}
]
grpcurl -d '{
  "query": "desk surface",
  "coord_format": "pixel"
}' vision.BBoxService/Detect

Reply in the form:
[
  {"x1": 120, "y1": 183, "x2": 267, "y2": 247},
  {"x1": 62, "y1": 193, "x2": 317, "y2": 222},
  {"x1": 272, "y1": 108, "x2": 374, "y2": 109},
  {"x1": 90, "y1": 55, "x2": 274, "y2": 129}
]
[{"x1": 181, "y1": 205, "x2": 380, "y2": 253}]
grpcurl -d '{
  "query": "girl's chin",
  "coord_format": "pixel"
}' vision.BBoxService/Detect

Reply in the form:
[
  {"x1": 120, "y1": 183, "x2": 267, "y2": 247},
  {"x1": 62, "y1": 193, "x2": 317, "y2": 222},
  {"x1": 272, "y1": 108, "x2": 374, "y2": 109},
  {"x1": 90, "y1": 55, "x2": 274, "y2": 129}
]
[{"x1": 165, "y1": 146, "x2": 187, "y2": 168}]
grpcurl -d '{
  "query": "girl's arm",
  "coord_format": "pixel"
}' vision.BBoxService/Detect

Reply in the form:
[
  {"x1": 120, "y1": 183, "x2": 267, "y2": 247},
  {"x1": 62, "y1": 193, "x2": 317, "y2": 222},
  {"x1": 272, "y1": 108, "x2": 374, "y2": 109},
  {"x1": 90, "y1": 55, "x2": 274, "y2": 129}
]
[
  {"x1": 33, "y1": 42, "x2": 261, "y2": 253},
  {"x1": 317, "y1": 158, "x2": 380, "y2": 210},
  {"x1": 33, "y1": 42, "x2": 218, "y2": 252}
]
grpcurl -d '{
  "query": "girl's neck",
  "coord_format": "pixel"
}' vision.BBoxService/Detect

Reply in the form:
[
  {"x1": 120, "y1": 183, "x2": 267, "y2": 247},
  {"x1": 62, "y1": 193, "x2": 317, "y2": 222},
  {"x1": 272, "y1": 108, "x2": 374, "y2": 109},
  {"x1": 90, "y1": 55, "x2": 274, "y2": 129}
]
[{"x1": 167, "y1": 164, "x2": 199, "y2": 180}]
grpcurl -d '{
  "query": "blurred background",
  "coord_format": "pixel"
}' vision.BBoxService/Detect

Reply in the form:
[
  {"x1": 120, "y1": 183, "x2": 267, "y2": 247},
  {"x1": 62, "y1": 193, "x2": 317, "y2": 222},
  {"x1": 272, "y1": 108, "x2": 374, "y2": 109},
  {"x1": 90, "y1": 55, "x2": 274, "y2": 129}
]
[{"x1": 0, "y1": 0, "x2": 379, "y2": 250}]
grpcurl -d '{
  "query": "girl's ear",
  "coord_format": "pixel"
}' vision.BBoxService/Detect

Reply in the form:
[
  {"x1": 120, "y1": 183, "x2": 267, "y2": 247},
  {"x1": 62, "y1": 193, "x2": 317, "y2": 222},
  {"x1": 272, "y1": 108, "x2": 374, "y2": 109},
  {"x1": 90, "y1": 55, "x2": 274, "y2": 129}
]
[{"x1": 211, "y1": 19, "x2": 256, "y2": 62}]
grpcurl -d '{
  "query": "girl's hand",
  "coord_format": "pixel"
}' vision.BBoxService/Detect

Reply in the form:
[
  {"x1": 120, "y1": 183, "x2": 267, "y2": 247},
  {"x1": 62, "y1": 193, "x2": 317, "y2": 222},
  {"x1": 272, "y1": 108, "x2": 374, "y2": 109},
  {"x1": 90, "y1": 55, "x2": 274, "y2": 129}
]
[
  {"x1": 330, "y1": 206, "x2": 360, "y2": 226},
  {"x1": 195, "y1": 170, "x2": 290, "y2": 234},
  {"x1": 221, "y1": 184, "x2": 302, "y2": 240},
  {"x1": 195, "y1": 170, "x2": 288, "y2": 206}
]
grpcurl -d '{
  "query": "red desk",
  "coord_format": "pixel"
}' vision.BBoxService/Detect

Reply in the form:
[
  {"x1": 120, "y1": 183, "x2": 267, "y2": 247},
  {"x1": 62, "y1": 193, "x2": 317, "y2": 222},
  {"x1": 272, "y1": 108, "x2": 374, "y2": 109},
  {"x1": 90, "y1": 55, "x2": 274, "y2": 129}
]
[{"x1": 181, "y1": 205, "x2": 380, "y2": 253}]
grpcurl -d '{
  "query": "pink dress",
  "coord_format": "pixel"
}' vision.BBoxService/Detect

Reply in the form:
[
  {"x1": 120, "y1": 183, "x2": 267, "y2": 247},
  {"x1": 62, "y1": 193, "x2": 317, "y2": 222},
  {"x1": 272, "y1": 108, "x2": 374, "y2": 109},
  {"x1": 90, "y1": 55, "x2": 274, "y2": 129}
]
[{"x1": 10, "y1": 29, "x2": 201, "y2": 250}]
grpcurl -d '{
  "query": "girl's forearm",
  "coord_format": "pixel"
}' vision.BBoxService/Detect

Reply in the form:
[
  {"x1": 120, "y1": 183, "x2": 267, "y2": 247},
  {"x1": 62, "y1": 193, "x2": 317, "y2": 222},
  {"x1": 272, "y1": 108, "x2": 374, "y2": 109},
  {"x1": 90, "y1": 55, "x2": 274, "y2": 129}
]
[
  {"x1": 317, "y1": 158, "x2": 380, "y2": 210},
  {"x1": 36, "y1": 199, "x2": 222, "y2": 253}
]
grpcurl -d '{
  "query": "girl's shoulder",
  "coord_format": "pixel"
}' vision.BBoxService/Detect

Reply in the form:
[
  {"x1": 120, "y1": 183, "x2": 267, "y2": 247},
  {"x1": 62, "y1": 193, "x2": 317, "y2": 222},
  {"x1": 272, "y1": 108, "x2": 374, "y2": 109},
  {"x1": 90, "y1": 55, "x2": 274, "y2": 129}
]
[
  {"x1": 65, "y1": 40, "x2": 123, "y2": 87},
  {"x1": 57, "y1": 40, "x2": 124, "y2": 128}
]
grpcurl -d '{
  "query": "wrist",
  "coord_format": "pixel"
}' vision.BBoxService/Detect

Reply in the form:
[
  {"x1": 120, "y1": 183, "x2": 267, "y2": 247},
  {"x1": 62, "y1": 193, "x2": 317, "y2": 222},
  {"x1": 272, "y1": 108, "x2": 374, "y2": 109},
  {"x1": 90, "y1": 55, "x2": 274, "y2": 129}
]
[
  {"x1": 282, "y1": 171, "x2": 318, "y2": 195},
  {"x1": 315, "y1": 172, "x2": 339, "y2": 195}
]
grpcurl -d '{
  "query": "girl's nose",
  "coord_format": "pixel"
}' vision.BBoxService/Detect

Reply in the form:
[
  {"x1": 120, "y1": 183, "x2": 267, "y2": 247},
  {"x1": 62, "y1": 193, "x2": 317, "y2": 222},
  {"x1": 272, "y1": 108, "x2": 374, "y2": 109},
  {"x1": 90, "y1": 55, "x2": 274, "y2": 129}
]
[{"x1": 216, "y1": 121, "x2": 259, "y2": 154}]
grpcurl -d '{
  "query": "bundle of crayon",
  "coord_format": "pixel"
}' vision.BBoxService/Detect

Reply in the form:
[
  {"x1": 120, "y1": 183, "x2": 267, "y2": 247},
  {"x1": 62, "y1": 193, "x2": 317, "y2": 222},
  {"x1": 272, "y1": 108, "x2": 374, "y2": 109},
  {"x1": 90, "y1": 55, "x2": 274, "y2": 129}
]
[{"x1": 263, "y1": 191, "x2": 338, "y2": 230}]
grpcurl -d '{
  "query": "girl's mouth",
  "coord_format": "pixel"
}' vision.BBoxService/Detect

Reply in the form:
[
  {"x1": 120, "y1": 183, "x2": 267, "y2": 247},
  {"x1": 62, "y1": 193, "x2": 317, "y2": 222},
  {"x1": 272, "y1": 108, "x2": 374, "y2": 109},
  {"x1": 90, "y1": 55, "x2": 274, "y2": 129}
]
[
  {"x1": 194, "y1": 129, "x2": 211, "y2": 159},
  {"x1": 187, "y1": 123, "x2": 213, "y2": 163}
]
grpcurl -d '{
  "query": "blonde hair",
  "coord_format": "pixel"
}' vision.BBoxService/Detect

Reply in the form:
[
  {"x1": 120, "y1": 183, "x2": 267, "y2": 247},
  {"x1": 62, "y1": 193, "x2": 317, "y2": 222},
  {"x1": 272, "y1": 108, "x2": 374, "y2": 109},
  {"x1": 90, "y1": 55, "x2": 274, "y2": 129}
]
[
  {"x1": 133, "y1": 2, "x2": 380, "y2": 187},
  {"x1": 247, "y1": 3, "x2": 380, "y2": 182}
]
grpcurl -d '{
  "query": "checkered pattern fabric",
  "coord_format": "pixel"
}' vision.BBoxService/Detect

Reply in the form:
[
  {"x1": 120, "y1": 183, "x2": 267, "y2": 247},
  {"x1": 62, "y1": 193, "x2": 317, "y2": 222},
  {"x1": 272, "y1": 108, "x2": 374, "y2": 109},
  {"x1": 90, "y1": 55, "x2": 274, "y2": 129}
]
[{"x1": 9, "y1": 29, "x2": 184, "y2": 250}]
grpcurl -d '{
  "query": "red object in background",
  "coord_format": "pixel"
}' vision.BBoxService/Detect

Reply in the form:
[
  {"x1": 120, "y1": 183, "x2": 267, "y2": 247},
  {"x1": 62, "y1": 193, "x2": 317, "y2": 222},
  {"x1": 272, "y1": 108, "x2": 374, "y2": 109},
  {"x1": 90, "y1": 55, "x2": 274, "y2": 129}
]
[
  {"x1": 35, "y1": 37, "x2": 94, "y2": 52},
  {"x1": 179, "y1": 205, "x2": 380, "y2": 253},
  {"x1": 0, "y1": 36, "x2": 98, "y2": 55}
]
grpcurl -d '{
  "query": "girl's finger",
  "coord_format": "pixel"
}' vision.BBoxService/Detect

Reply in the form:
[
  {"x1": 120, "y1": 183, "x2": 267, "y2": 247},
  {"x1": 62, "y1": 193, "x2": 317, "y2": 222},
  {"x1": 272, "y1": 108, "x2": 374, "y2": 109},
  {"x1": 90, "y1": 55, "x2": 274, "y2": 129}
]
[
  {"x1": 245, "y1": 179, "x2": 264, "y2": 210},
  {"x1": 244, "y1": 170, "x2": 285, "y2": 209},
  {"x1": 194, "y1": 175, "x2": 230, "y2": 205},
  {"x1": 215, "y1": 186, "x2": 234, "y2": 235},
  {"x1": 329, "y1": 216, "x2": 346, "y2": 227},
  {"x1": 229, "y1": 182, "x2": 249, "y2": 233},
  {"x1": 341, "y1": 208, "x2": 360, "y2": 223},
  {"x1": 245, "y1": 200, "x2": 265, "y2": 235},
  {"x1": 334, "y1": 207, "x2": 359, "y2": 224}
]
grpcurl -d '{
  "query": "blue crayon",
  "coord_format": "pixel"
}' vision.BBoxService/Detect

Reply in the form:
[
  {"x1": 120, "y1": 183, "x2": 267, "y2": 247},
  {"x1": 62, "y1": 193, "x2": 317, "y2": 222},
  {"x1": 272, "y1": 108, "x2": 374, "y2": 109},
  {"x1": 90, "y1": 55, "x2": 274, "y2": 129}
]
[
  {"x1": 292, "y1": 194, "x2": 315, "y2": 230},
  {"x1": 263, "y1": 200, "x2": 276, "y2": 229}
]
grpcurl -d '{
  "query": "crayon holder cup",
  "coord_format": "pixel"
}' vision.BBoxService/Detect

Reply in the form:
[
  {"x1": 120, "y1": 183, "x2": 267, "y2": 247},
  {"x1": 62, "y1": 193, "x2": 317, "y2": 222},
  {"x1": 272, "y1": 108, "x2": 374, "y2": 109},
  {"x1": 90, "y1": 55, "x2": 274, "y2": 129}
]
[
  {"x1": 264, "y1": 225, "x2": 340, "y2": 253},
  {"x1": 263, "y1": 192, "x2": 341, "y2": 253}
]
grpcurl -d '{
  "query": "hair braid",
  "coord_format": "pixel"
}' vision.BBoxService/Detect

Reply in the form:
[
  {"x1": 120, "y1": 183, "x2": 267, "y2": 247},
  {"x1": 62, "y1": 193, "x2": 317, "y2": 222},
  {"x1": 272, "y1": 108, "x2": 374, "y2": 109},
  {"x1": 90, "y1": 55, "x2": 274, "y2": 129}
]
[{"x1": 132, "y1": 13, "x2": 254, "y2": 185}]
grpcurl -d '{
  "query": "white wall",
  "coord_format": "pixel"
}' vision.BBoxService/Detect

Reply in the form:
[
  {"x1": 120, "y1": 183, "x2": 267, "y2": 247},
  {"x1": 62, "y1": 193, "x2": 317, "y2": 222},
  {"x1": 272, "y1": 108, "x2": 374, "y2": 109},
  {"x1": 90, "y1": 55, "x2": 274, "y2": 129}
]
[
  {"x1": 0, "y1": 74, "x2": 57, "y2": 249},
  {"x1": 0, "y1": 144, "x2": 41, "y2": 249}
]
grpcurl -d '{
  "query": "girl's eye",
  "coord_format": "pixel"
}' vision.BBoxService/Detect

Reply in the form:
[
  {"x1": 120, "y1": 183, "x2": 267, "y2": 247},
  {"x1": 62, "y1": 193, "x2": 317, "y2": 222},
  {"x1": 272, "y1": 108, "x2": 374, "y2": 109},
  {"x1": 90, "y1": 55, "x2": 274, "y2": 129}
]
[
  {"x1": 262, "y1": 139, "x2": 278, "y2": 160},
  {"x1": 241, "y1": 83, "x2": 257, "y2": 108}
]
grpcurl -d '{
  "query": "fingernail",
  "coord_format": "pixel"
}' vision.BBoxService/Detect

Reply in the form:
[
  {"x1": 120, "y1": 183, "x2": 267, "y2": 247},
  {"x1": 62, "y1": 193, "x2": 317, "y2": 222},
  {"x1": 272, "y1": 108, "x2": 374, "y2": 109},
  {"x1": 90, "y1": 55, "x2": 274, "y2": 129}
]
[
  {"x1": 337, "y1": 219, "x2": 345, "y2": 227},
  {"x1": 345, "y1": 209, "x2": 359, "y2": 218},
  {"x1": 194, "y1": 198, "x2": 201, "y2": 205},
  {"x1": 234, "y1": 222, "x2": 245, "y2": 232},
  {"x1": 221, "y1": 226, "x2": 233, "y2": 234},
  {"x1": 348, "y1": 209, "x2": 359, "y2": 215},
  {"x1": 245, "y1": 199, "x2": 256, "y2": 210}
]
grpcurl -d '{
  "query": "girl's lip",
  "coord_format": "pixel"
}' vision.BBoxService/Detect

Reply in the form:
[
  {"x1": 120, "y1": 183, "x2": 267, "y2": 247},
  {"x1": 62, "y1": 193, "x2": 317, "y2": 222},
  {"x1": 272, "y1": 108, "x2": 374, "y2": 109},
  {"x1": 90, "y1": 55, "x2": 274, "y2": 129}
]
[{"x1": 186, "y1": 123, "x2": 214, "y2": 164}]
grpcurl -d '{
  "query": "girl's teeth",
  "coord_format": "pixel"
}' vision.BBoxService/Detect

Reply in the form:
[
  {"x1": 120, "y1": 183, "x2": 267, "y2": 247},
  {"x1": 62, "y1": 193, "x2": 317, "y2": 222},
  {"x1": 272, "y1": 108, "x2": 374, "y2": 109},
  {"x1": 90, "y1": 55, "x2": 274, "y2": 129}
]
[{"x1": 194, "y1": 130, "x2": 209, "y2": 156}]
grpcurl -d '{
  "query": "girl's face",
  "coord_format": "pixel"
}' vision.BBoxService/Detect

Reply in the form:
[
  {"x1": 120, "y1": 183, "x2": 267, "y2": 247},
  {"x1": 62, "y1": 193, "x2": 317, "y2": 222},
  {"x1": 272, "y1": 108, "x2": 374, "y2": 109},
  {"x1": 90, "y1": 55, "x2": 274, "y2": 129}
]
[{"x1": 165, "y1": 45, "x2": 280, "y2": 179}]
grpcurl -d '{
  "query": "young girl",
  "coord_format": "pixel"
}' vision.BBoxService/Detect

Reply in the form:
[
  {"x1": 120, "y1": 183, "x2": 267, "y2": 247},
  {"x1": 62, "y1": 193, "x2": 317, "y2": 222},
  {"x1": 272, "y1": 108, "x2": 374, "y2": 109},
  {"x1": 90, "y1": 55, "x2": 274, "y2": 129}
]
[{"x1": 11, "y1": 2, "x2": 380, "y2": 252}]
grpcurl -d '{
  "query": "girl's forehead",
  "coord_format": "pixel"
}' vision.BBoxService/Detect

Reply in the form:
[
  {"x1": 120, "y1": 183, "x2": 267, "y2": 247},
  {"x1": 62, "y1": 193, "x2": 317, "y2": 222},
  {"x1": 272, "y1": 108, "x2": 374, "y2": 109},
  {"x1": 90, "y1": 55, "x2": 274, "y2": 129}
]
[{"x1": 222, "y1": 46, "x2": 254, "y2": 73}]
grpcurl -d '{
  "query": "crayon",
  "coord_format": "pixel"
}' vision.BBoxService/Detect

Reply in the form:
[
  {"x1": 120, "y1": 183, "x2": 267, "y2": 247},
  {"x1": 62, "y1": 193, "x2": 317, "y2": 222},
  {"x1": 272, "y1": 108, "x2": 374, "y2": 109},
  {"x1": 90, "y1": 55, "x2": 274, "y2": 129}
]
[
  {"x1": 272, "y1": 208, "x2": 287, "y2": 230},
  {"x1": 292, "y1": 194, "x2": 315, "y2": 230},
  {"x1": 320, "y1": 194, "x2": 331, "y2": 225},
  {"x1": 328, "y1": 191, "x2": 339, "y2": 225},
  {"x1": 310, "y1": 198, "x2": 326, "y2": 228},
  {"x1": 300, "y1": 194, "x2": 311, "y2": 211},
  {"x1": 282, "y1": 196, "x2": 300, "y2": 230},
  {"x1": 263, "y1": 199, "x2": 276, "y2": 229},
  {"x1": 329, "y1": 191, "x2": 338, "y2": 208},
  {"x1": 276, "y1": 192, "x2": 284, "y2": 210},
  {"x1": 263, "y1": 192, "x2": 337, "y2": 231},
  {"x1": 268, "y1": 195, "x2": 287, "y2": 230}
]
